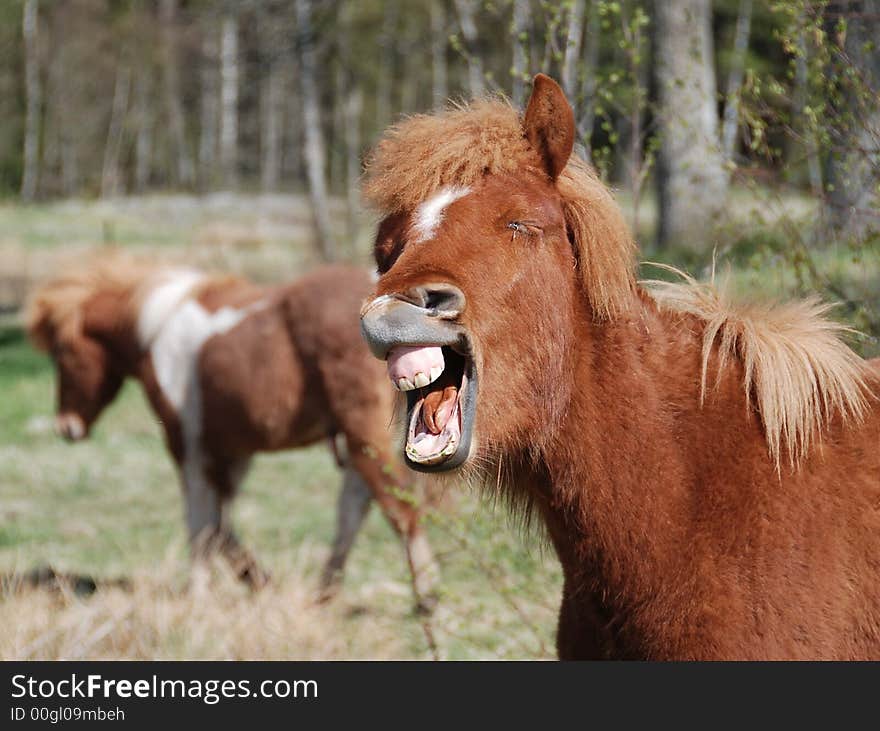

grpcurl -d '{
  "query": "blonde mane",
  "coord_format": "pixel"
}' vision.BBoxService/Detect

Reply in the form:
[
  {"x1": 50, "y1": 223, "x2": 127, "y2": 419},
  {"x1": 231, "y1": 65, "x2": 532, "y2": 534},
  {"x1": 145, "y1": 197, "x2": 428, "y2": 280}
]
[
  {"x1": 24, "y1": 253, "x2": 215, "y2": 350},
  {"x1": 643, "y1": 266, "x2": 875, "y2": 470},
  {"x1": 362, "y1": 98, "x2": 636, "y2": 319}
]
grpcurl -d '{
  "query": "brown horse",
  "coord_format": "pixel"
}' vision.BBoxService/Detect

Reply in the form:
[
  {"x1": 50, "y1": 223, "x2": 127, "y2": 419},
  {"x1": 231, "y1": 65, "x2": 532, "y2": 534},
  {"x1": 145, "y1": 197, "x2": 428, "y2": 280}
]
[
  {"x1": 26, "y1": 257, "x2": 438, "y2": 611},
  {"x1": 359, "y1": 74, "x2": 880, "y2": 659}
]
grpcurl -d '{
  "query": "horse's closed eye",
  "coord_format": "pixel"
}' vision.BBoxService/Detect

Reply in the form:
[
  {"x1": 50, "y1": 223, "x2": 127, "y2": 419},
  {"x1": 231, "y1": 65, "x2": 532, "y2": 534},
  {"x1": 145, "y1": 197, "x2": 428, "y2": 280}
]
[{"x1": 507, "y1": 221, "x2": 541, "y2": 240}]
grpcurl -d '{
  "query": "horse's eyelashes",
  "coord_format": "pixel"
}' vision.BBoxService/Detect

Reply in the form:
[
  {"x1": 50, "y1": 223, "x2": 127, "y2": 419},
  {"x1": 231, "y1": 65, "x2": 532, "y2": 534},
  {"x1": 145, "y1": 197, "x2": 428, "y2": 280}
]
[{"x1": 507, "y1": 221, "x2": 541, "y2": 241}]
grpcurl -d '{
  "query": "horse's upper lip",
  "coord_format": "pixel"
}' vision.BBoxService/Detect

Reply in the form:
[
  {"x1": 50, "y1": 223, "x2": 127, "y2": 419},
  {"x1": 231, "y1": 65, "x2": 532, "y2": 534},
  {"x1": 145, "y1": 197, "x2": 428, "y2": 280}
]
[{"x1": 360, "y1": 294, "x2": 470, "y2": 360}]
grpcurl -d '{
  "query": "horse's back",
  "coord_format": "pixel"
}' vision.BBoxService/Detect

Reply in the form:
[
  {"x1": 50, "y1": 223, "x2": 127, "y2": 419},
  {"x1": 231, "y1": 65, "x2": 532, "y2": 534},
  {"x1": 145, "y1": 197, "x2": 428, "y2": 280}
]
[
  {"x1": 197, "y1": 265, "x2": 386, "y2": 454},
  {"x1": 278, "y1": 266, "x2": 394, "y2": 446}
]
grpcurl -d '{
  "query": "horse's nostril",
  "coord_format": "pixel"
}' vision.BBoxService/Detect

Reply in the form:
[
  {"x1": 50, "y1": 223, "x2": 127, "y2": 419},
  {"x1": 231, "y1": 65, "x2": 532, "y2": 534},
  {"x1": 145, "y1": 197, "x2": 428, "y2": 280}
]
[{"x1": 409, "y1": 283, "x2": 466, "y2": 317}]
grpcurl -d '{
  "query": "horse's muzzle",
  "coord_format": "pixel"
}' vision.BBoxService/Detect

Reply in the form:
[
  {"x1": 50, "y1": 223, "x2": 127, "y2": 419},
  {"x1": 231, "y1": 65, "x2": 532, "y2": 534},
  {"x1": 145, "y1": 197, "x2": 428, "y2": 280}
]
[
  {"x1": 360, "y1": 284, "x2": 468, "y2": 359},
  {"x1": 360, "y1": 285, "x2": 477, "y2": 473},
  {"x1": 55, "y1": 413, "x2": 87, "y2": 442}
]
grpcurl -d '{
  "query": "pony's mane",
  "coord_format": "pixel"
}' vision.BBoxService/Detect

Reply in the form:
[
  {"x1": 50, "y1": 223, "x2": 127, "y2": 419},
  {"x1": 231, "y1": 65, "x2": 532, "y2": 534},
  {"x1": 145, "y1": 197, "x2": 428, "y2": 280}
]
[
  {"x1": 642, "y1": 266, "x2": 875, "y2": 470},
  {"x1": 363, "y1": 98, "x2": 636, "y2": 319},
  {"x1": 24, "y1": 253, "x2": 228, "y2": 350}
]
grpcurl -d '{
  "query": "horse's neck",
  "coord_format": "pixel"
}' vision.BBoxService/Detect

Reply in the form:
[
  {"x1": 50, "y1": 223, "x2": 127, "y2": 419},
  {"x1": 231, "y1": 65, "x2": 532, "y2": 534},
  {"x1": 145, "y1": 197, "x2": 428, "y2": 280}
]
[{"x1": 537, "y1": 300, "x2": 717, "y2": 643}]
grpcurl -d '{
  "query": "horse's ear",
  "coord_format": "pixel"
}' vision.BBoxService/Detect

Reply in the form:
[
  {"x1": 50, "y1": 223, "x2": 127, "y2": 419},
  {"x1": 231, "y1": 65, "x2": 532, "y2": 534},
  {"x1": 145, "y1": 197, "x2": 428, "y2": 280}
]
[{"x1": 523, "y1": 74, "x2": 575, "y2": 180}]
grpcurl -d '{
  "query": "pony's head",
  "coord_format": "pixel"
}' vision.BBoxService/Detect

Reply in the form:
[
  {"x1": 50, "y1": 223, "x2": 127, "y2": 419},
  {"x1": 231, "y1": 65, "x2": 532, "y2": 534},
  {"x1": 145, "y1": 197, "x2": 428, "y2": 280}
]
[
  {"x1": 361, "y1": 75, "x2": 636, "y2": 472},
  {"x1": 24, "y1": 258, "x2": 141, "y2": 441}
]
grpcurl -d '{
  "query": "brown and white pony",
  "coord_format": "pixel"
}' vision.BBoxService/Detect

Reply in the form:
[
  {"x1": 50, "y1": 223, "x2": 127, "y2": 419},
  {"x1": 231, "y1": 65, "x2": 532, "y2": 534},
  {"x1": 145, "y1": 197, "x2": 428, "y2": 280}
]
[
  {"x1": 26, "y1": 257, "x2": 438, "y2": 610},
  {"x1": 359, "y1": 74, "x2": 880, "y2": 659}
]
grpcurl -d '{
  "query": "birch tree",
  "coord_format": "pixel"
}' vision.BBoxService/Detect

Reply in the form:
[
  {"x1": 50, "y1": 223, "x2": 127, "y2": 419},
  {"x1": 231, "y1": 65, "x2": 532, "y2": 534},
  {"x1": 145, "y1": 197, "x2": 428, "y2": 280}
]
[
  {"x1": 21, "y1": 0, "x2": 40, "y2": 201},
  {"x1": 561, "y1": 0, "x2": 585, "y2": 104},
  {"x1": 199, "y1": 20, "x2": 219, "y2": 189},
  {"x1": 259, "y1": 7, "x2": 283, "y2": 193},
  {"x1": 577, "y1": 1, "x2": 600, "y2": 156},
  {"x1": 511, "y1": 0, "x2": 531, "y2": 107},
  {"x1": 219, "y1": 9, "x2": 239, "y2": 189},
  {"x1": 134, "y1": 69, "x2": 154, "y2": 192},
  {"x1": 375, "y1": 0, "x2": 397, "y2": 131},
  {"x1": 101, "y1": 61, "x2": 131, "y2": 198},
  {"x1": 823, "y1": 0, "x2": 880, "y2": 242},
  {"x1": 159, "y1": 0, "x2": 194, "y2": 187},
  {"x1": 295, "y1": 0, "x2": 336, "y2": 261},
  {"x1": 654, "y1": 0, "x2": 728, "y2": 250},
  {"x1": 430, "y1": 0, "x2": 448, "y2": 108},
  {"x1": 721, "y1": 0, "x2": 753, "y2": 162},
  {"x1": 453, "y1": 0, "x2": 484, "y2": 96}
]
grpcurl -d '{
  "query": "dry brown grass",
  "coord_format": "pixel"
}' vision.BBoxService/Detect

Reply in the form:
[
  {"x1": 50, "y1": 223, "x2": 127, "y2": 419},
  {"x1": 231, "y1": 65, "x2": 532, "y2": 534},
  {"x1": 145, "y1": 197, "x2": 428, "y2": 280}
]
[{"x1": 0, "y1": 550, "x2": 416, "y2": 660}]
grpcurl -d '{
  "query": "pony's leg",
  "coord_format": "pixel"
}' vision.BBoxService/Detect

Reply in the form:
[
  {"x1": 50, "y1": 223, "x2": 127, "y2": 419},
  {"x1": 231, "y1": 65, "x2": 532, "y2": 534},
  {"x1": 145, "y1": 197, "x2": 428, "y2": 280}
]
[
  {"x1": 317, "y1": 467, "x2": 373, "y2": 602},
  {"x1": 344, "y1": 438, "x2": 440, "y2": 614},
  {"x1": 183, "y1": 455, "x2": 269, "y2": 590}
]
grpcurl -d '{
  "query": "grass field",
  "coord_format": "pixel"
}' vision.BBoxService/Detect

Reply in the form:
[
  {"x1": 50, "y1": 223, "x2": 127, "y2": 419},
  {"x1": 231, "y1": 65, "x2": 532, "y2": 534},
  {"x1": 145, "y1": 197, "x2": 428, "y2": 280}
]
[{"x1": 0, "y1": 191, "x2": 876, "y2": 660}]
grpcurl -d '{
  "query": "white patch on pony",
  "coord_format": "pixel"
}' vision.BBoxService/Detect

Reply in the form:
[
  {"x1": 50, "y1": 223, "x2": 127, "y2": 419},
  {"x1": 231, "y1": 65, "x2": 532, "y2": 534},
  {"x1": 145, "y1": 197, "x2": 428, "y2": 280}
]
[
  {"x1": 411, "y1": 186, "x2": 471, "y2": 242},
  {"x1": 137, "y1": 273, "x2": 265, "y2": 541},
  {"x1": 137, "y1": 270, "x2": 205, "y2": 347}
]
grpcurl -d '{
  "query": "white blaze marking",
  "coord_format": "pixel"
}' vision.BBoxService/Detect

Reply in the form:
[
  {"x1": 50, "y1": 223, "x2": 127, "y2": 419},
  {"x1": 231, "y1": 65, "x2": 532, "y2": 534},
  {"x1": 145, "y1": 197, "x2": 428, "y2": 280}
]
[
  {"x1": 137, "y1": 271, "x2": 264, "y2": 541},
  {"x1": 411, "y1": 186, "x2": 471, "y2": 242}
]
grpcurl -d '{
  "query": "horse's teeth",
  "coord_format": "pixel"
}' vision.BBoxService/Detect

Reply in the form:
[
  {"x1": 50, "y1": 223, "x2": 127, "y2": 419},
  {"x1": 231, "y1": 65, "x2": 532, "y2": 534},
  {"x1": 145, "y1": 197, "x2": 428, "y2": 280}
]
[
  {"x1": 430, "y1": 365, "x2": 443, "y2": 383},
  {"x1": 413, "y1": 372, "x2": 430, "y2": 388},
  {"x1": 397, "y1": 377, "x2": 415, "y2": 391}
]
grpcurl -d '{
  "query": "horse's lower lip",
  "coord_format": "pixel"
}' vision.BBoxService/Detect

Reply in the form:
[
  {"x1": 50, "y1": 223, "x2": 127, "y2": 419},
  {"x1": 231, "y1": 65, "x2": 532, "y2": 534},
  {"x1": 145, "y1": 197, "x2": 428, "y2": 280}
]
[{"x1": 403, "y1": 352, "x2": 476, "y2": 473}]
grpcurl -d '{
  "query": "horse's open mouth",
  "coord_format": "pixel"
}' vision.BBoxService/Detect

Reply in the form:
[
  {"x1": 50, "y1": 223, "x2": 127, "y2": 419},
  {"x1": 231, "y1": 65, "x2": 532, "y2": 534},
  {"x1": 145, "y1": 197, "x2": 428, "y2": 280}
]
[{"x1": 386, "y1": 344, "x2": 476, "y2": 472}]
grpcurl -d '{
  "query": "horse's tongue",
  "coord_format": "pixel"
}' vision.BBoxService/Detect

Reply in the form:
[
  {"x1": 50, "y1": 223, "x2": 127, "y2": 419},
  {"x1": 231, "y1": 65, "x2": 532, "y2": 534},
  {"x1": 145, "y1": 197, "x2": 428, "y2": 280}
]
[
  {"x1": 423, "y1": 386, "x2": 458, "y2": 434},
  {"x1": 387, "y1": 345, "x2": 444, "y2": 388}
]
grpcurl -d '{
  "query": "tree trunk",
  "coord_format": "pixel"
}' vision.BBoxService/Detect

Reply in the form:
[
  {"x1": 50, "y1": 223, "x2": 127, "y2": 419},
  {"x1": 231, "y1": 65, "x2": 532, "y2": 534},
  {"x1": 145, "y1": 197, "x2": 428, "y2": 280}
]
[
  {"x1": 453, "y1": 0, "x2": 484, "y2": 97},
  {"x1": 21, "y1": 0, "x2": 40, "y2": 201},
  {"x1": 577, "y1": 1, "x2": 600, "y2": 157},
  {"x1": 398, "y1": 14, "x2": 419, "y2": 114},
  {"x1": 721, "y1": 0, "x2": 752, "y2": 162},
  {"x1": 823, "y1": 0, "x2": 880, "y2": 242},
  {"x1": 199, "y1": 21, "x2": 219, "y2": 190},
  {"x1": 344, "y1": 85, "x2": 363, "y2": 246},
  {"x1": 654, "y1": 0, "x2": 728, "y2": 250},
  {"x1": 101, "y1": 61, "x2": 131, "y2": 198},
  {"x1": 295, "y1": 0, "x2": 336, "y2": 262},
  {"x1": 219, "y1": 11, "x2": 239, "y2": 189},
  {"x1": 511, "y1": 0, "x2": 531, "y2": 107},
  {"x1": 791, "y1": 31, "x2": 823, "y2": 197},
  {"x1": 134, "y1": 69, "x2": 153, "y2": 193},
  {"x1": 331, "y1": 60, "x2": 346, "y2": 194},
  {"x1": 159, "y1": 0, "x2": 194, "y2": 187},
  {"x1": 561, "y1": 0, "x2": 585, "y2": 103},
  {"x1": 375, "y1": 0, "x2": 397, "y2": 132},
  {"x1": 430, "y1": 1, "x2": 448, "y2": 108},
  {"x1": 261, "y1": 58, "x2": 282, "y2": 192},
  {"x1": 284, "y1": 53, "x2": 303, "y2": 185}
]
